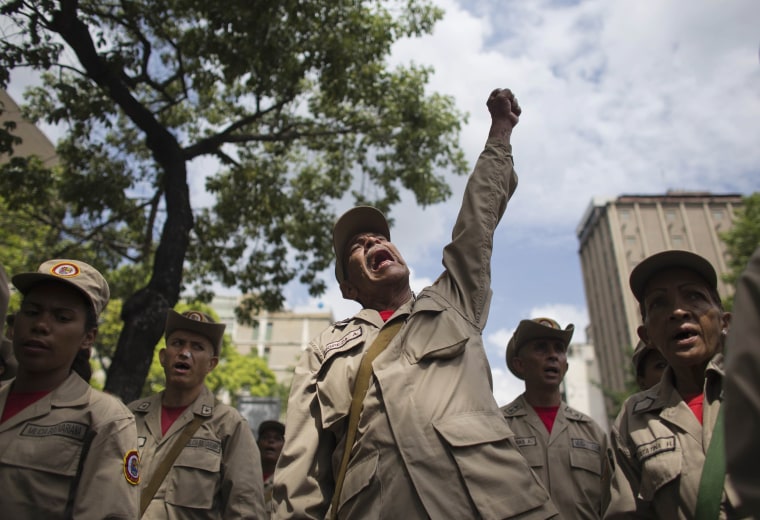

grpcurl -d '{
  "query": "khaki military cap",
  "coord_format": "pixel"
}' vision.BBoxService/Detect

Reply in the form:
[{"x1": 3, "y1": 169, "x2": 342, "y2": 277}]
[
  {"x1": 506, "y1": 317, "x2": 574, "y2": 379},
  {"x1": 258, "y1": 419, "x2": 285, "y2": 439},
  {"x1": 629, "y1": 250, "x2": 717, "y2": 304},
  {"x1": 12, "y1": 259, "x2": 110, "y2": 316},
  {"x1": 165, "y1": 309, "x2": 226, "y2": 355},
  {"x1": 332, "y1": 206, "x2": 390, "y2": 284}
]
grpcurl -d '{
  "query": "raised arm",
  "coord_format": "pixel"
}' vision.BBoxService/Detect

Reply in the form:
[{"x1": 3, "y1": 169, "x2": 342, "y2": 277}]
[{"x1": 438, "y1": 88, "x2": 521, "y2": 327}]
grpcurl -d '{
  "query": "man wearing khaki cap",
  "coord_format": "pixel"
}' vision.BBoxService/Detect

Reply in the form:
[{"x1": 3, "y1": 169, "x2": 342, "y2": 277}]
[
  {"x1": 129, "y1": 309, "x2": 265, "y2": 519},
  {"x1": 273, "y1": 88, "x2": 556, "y2": 519},
  {"x1": 502, "y1": 317, "x2": 608, "y2": 519}
]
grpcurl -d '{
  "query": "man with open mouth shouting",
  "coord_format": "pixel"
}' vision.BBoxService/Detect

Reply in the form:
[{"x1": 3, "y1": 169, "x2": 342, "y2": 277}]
[
  {"x1": 272, "y1": 88, "x2": 556, "y2": 519},
  {"x1": 502, "y1": 317, "x2": 609, "y2": 519},
  {"x1": 606, "y1": 250, "x2": 741, "y2": 519},
  {"x1": 129, "y1": 309, "x2": 265, "y2": 519}
]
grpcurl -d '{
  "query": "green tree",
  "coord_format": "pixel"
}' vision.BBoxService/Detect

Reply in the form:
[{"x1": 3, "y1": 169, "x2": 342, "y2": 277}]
[
  {"x1": 721, "y1": 192, "x2": 760, "y2": 310},
  {"x1": 0, "y1": 0, "x2": 467, "y2": 402}
]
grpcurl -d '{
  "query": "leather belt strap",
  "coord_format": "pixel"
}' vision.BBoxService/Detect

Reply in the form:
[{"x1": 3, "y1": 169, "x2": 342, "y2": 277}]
[
  {"x1": 330, "y1": 319, "x2": 403, "y2": 519},
  {"x1": 140, "y1": 414, "x2": 206, "y2": 516}
]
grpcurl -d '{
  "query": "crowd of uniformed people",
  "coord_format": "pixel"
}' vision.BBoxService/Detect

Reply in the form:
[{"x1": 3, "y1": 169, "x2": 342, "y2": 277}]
[{"x1": 0, "y1": 88, "x2": 758, "y2": 519}]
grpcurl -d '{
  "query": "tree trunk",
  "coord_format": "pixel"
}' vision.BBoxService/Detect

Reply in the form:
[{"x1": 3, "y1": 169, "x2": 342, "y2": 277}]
[
  {"x1": 50, "y1": 2, "x2": 194, "y2": 402},
  {"x1": 104, "y1": 140, "x2": 193, "y2": 402}
]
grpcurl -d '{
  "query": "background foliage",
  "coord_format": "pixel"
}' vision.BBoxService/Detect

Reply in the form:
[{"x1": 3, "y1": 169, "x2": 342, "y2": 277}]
[{"x1": 0, "y1": 0, "x2": 466, "y2": 401}]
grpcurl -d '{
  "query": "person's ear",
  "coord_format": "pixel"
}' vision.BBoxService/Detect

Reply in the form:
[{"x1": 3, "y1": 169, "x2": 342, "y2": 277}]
[
  {"x1": 340, "y1": 280, "x2": 359, "y2": 301},
  {"x1": 513, "y1": 357, "x2": 525, "y2": 377},
  {"x1": 158, "y1": 348, "x2": 167, "y2": 368},
  {"x1": 720, "y1": 312, "x2": 731, "y2": 335},
  {"x1": 637, "y1": 325, "x2": 649, "y2": 345},
  {"x1": 81, "y1": 327, "x2": 97, "y2": 350}
]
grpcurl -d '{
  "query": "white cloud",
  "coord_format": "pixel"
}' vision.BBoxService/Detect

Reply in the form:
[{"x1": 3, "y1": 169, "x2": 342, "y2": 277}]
[
  {"x1": 389, "y1": 0, "x2": 760, "y2": 240},
  {"x1": 491, "y1": 366, "x2": 524, "y2": 407}
]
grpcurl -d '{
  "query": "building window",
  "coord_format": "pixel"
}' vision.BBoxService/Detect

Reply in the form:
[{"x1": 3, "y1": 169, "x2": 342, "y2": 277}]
[
  {"x1": 625, "y1": 235, "x2": 637, "y2": 247},
  {"x1": 251, "y1": 320, "x2": 260, "y2": 341},
  {"x1": 619, "y1": 209, "x2": 631, "y2": 221},
  {"x1": 265, "y1": 322, "x2": 273, "y2": 341},
  {"x1": 672, "y1": 235, "x2": 684, "y2": 248},
  {"x1": 665, "y1": 209, "x2": 677, "y2": 222},
  {"x1": 712, "y1": 209, "x2": 724, "y2": 221}
]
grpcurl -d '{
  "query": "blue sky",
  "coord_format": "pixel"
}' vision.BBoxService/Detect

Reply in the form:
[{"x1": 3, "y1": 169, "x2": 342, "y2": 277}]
[
  {"x1": 286, "y1": 0, "x2": 760, "y2": 403},
  {"x1": 8, "y1": 0, "x2": 760, "y2": 404}
]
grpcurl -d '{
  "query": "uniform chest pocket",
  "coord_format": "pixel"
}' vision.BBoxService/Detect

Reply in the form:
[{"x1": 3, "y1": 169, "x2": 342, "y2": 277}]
[
  {"x1": 1, "y1": 428, "x2": 83, "y2": 476},
  {"x1": 403, "y1": 295, "x2": 470, "y2": 363},
  {"x1": 434, "y1": 412, "x2": 549, "y2": 519},
  {"x1": 635, "y1": 436, "x2": 682, "y2": 501},
  {"x1": 316, "y1": 336, "x2": 366, "y2": 430},
  {"x1": 570, "y1": 442, "x2": 603, "y2": 476},
  {"x1": 165, "y1": 437, "x2": 222, "y2": 509},
  {"x1": 0, "y1": 429, "x2": 85, "y2": 513}
]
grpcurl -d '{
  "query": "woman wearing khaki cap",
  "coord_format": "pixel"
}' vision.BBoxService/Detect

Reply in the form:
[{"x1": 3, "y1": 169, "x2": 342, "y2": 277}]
[{"x1": 0, "y1": 259, "x2": 140, "y2": 519}]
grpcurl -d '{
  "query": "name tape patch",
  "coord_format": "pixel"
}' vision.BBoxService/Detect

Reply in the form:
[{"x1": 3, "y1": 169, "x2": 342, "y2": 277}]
[
  {"x1": 515, "y1": 436, "x2": 537, "y2": 447},
  {"x1": 21, "y1": 422, "x2": 88, "y2": 441},
  {"x1": 187, "y1": 437, "x2": 222, "y2": 453},
  {"x1": 324, "y1": 328, "x2": 362, "y2": 355},
  {"x1": 635, "y1": 436, "x2": 676, "y2": 461},
  {"x1": 572, "y1": 438, "x2": 601, "y2": 453}
]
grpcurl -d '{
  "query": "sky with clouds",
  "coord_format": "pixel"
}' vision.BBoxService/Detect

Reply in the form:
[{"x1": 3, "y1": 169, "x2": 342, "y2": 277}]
[
  {"x1": 288, "y1": 0, "x2": 760, "y2": 404},
  {"x1": 7, "y1": 0, "x2": 760, "y2": 405}
]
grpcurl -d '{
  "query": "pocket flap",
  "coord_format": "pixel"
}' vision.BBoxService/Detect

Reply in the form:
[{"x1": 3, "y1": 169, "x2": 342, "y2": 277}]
[
  {"x1": 173, "y1": 439, "x2": 222, "y2": 473},
  {"x1": 570, "y1": 444, "x2": 602, "y2": 476},
  {"x1": 338, "y1": 453, "x2": 378, "y2": 509},
  {"x1": 404, "y1": 296, "x2": 470, "y2": 363},
  {"x1": 433, "y1": 412, "x2": 513, "y2": 447},
  {"x1": 1, "y1": 433, "x2": 81, "y2": 476}
]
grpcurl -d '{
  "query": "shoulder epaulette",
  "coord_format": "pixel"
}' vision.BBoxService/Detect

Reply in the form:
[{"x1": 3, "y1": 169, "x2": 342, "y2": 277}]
[
  {"x1": 632, "y1": 395, "x2": 658, "y2": 414},
  {"x1": 502, "y1": 401, "x2": 524, "y2": 416}
]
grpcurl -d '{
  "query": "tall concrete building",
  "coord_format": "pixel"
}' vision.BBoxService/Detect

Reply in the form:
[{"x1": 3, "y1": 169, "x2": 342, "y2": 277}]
[
  {"x1": 212, "y1": 295, "x2": 333, "y2": 384},
  {"x1": 0, "y1": 89, "x2": 57, "y2": 167},
  {"x1": 576, "y1": 191, "x2": 742, "y2": 412},
  {"x1": 562, "y1": 340, "x2": 607, "y2": 432}
]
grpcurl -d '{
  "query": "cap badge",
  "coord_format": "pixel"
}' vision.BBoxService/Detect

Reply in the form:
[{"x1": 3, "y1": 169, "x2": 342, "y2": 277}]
[
  {"x1": 49, "y1": 262, "x2": 81, "y2": 278},
  {"x1": 535, "y1": 318, "x2": 559, "y2": 329},
  {"x1": 185, "y1": 311, "x2": 205, "y2": 322}
]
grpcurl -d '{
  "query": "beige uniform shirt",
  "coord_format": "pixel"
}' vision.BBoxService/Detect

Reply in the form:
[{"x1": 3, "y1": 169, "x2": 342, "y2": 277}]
[
  {"x1": 725, "y1": 246, "x2": 760, "y2": 517},
  {"x1": 0, "y1": 372, "x2": 140, "y2": 519},
  {"x1": 606, "y1": 355, "x2": 745, "y2": 519},
  {"x1": 129, "y1": 386, "x2": 265, "y2": 520},
  {"x1": 273, "y1": 139, "x2": 556, "y2": 520},
  {"x1": 502, "y1": 395, "x2": 608, "y2": 519}
]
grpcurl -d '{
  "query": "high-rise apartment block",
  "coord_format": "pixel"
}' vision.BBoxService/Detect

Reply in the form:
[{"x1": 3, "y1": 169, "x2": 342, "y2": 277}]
[{"x1": 577, "y1": 192, "x2": 742, "y2": 412}]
